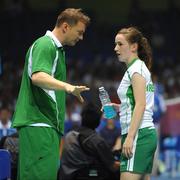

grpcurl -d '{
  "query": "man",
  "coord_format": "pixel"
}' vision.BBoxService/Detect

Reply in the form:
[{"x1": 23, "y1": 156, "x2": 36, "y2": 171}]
[
  {"x1": 0, "y1": 132, "x2": 19, "y2": 180},
  {"x1": 12, "y1": 8, "x2": 90, "y2": 180},
  {"x1": 59, "y1": 103, "x2": 120, "y2": 180},
  {"x1": 99, "y1": 118, "x2": 121, "y2": 150},
  {"x1": 0, "y1": 107, "x2": 16, "y2": 139},
  {"x1": 152, "y1": 74, "x2": 166, "y2": 176}
]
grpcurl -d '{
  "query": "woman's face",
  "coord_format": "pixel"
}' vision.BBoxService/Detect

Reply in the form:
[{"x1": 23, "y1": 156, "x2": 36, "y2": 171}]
[{"x1": 114, "y1": 33, "x2": 133, "y2": 63}]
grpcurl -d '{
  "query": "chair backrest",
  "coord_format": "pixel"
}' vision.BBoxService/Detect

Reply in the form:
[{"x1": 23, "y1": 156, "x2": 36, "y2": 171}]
[{"x1": 0, "y1": 149, "x2": 11, "y2": 180}]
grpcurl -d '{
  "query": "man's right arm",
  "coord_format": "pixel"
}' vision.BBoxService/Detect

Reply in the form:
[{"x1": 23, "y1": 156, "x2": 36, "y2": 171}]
[
  {"x1": 31, "y1": 72, "x2": 89, "y2": 103},
  {"x1": 32, "y1": 72, "x2": 74, "y2": 92}
]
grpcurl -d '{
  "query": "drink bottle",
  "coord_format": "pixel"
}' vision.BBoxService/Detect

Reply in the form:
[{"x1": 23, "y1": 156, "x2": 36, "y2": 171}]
[{"x1": 99, "y1": 87, "x2": 117, "y2": 119}]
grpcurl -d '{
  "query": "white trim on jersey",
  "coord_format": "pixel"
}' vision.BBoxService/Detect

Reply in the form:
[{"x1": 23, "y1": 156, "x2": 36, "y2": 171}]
[{"x1": 28, "y1": 44, "x2": 35, "y2": 78}]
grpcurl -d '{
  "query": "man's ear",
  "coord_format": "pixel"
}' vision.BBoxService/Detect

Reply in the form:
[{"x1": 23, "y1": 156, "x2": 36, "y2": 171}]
[
  {"x1": 62, "y1": 22, "x2": 70, "y2": 33},
  {"x1": 131, "y1": 43, "x2": 138, "y2": 53}
]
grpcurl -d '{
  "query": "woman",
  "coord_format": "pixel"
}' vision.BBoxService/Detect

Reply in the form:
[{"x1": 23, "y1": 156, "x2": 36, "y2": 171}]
[{"x1": 113, "y1": 27, "x2": 157, "y2": 180}]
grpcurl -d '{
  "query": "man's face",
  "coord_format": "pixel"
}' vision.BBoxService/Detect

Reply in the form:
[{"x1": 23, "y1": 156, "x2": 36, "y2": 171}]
[
  {"x1": 65, "y1": 21, "x2": 86, "y2": 46},
  {"x1": 0, "y1": 109, "x2": 11, "y2": 124}
]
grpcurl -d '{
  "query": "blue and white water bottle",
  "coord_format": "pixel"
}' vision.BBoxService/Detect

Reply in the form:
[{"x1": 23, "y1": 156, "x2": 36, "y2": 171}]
[{"x1": 99, "y1": 86, "x2": 117, "y2": 119}]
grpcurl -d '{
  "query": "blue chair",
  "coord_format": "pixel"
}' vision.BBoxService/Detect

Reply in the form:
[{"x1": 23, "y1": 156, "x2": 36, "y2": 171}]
[{"x1": 0, "y1": 149, "x2": 11, "y2": 180}]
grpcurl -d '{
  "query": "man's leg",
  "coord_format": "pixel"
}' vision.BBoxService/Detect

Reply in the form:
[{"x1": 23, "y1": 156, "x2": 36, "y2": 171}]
[{"x1": 18, "y1": 126, "x2": 60, "y2": 180}]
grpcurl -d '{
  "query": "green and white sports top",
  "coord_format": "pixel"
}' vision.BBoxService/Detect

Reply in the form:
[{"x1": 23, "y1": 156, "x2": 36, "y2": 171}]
[
  {"x1": 12, "y1": 31, "x2": 66, "y2": 134},
  {"x1": 117, "y1": 58, "x2": 155, "y2": 135}
]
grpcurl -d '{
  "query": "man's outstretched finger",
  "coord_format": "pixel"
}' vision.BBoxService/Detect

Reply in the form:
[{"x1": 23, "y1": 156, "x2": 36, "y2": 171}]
[
  {"x1": 77, "y1": 95, "x2": 84, "y2": 103},
  {"x1": 78, "y1": 86, "x2": 90, "y2": 91}
]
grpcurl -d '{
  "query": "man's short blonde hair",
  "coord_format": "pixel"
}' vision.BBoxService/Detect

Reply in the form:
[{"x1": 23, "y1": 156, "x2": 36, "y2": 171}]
[{"x1": 56, "y1": 8, "x2": 90, "y2": 27}]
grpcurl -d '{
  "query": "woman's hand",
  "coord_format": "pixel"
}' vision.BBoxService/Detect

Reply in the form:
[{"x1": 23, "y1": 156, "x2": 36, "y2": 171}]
[
  {"x1": 111, "y1": 103, "x2": 120, "y2": 113},
  {"x1": 101, "y1": 103, "x2": 120, "y2": 113},
  {"x1": 122, "y1": 136, "x2": 134, "y2": 159}
]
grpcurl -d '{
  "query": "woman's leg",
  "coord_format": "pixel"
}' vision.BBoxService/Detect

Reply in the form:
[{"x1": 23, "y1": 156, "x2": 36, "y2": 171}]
[
  {"x1": 120, "y1": 172, "x2": 143, "y2": 180},
  {"x1": 142, "y1": 174, "x2": 150, "y2": 180}
]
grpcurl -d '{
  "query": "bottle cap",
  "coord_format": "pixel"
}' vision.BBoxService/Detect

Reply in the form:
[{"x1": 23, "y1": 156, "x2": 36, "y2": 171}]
[{"x1": 99, "y1": 87, "x2": 105, "y2": 91}]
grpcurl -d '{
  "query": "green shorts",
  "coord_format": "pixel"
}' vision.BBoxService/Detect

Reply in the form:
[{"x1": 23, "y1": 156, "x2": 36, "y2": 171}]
[
  {"x1": 18, "y1": 126, "x2": 60, "y2": 180},
  {"x1": 120, "y1": 127, "x2": 157, "y2": 174}
]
